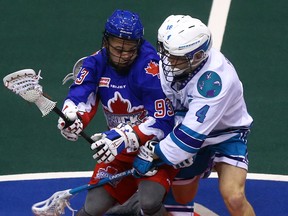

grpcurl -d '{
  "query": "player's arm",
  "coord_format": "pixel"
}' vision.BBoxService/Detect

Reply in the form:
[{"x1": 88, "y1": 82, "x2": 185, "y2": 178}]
[
  {"x1": 153, "y1": 99, "x2": 221, "y2": 165},
  {"x1": 91, "y1": 59, "x2": 175, "y2": 163},
  {"x1": 133, "y1": 82, "x2": 232, "y2": 175},
  {"x1": 58, "y1": 56, "x2": 100, "y2": 141}
]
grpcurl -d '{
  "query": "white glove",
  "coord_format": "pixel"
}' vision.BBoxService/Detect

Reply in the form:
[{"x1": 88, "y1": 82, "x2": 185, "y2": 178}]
[
  {"x1": 57, "y1": 105, "x2": 83, "y2": 141},
  {"x1": 91, "y1": 123, "x2": 139, "y2": 163},
  {"x1": 173, "y1": 157, "x2": 194, "y2": 169}
]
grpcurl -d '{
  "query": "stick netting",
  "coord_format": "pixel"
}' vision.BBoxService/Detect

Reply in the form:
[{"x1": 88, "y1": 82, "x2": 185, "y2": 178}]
[
  {"x1": 32, "y1": 190, "x2": 76, "y2": 216},
  {"x1": 3, "y1": 69, "x2": 57, "y2": 116}
]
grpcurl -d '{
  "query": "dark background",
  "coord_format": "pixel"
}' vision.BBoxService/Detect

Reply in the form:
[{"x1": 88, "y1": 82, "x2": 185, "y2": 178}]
[{"x1": 1, "y1": 0, "x2": 287, "y2": 175}]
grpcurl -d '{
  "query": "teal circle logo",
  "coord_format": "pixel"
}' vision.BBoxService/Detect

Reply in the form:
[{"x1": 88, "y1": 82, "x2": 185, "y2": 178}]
[{"x1": 197, "y1": 71, "x2": 222, "y2": 98}]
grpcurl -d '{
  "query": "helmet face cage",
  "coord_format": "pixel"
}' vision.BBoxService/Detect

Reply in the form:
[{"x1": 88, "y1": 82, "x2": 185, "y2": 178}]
[
  {"x1": 160, "y1": 50, "x2": 193, "y2": 82},
  {"x1": 156, "y1": 41, "x2": 164, "y2": 54},
  {"x1": 160, "y1": 38, "x2": 211, "y2": 82},
  {"x1": 102, "y1": 36, "x2": 141, "y2": 73}
]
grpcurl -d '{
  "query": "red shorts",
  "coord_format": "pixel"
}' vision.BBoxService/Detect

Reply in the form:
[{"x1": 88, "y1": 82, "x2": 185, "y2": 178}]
[{"x1": 89, "y1": 159, "x2": 179, "y2": 204}]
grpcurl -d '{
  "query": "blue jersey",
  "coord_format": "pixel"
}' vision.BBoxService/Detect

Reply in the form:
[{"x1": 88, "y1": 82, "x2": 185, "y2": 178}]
[{"x1": 64, "y1": 40, "x2": 174, "y2": 162}]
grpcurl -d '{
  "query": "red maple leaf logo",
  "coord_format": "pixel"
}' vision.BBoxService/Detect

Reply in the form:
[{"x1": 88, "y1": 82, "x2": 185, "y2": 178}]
[
  {"x1": 145, "y1": 61, "x2": 159, "y2": 78},
  {"x1": 109, "y1": 93, "x2": 133, "y2": 114},
  {"x1": 104, "y1": 92, "x2": 144, "y2": 114}
]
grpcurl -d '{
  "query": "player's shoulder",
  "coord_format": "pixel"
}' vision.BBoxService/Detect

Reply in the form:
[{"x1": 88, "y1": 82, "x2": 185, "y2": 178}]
[
  {"x1": 137, "y1": 40, "x2": 160, "y2": 64},
  {"x1": 85, "y1": 49, "x2": 106, "y2": 65},
  {"x1": 195, "y1": 49, "x2": 240, "y2": 98},
  {"x1": 131, "y1": 40, "x2": 160, "y2": 81},
  {"x1": 195, "y1": 70, "x2": 223, "y2": 98},
  {"x1": 82, "y1": 49, "x2": 107, "y2": 73}
]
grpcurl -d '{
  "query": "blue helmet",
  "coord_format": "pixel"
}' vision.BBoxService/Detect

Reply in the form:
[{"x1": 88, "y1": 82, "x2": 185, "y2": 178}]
[{"x1": 105, "y1": 9, "x2": 144, "y2": 40}]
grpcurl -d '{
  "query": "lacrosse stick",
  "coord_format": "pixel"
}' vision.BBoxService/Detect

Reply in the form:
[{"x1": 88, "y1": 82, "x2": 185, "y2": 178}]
[
  {"x1": 3, "y1": 69, "x2": 94, "y2": 144},
  {"x1": 32, "y1": 160, "x2": 164, "y2": 216},
  {"x1": 32, "y1": 168, "x2": 134, "y2": 216}
]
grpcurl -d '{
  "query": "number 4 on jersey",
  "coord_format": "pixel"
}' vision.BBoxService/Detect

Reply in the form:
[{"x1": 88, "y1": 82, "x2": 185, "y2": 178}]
[{"x1": 196, "y1": 105, "x2": 210, "y2": 123}]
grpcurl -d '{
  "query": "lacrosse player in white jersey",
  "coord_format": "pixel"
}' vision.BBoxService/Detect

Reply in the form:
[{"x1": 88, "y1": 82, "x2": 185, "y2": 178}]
[
  {"x1": 133, "y1": 16, "x2": 256, "y2": 216},
  {"x1": 157, "y1": 14, "x2": 214, "y2": 215}
]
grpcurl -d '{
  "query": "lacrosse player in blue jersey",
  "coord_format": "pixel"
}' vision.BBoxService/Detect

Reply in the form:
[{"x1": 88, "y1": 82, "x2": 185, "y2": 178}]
[
  {"x1": 58, "y1": 9, "x2": 183, "y2": 216},
  {"x1": 133, "y1": 16, "x2": 256, "y2": 216}
]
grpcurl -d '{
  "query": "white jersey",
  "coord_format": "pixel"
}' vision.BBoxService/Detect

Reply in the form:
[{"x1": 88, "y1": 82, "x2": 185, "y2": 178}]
[{"x1": 156, "y1": 48, "x2": 253, "y2": 165}]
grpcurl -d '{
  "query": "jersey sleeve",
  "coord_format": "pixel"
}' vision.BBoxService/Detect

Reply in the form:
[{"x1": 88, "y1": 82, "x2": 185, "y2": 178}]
[{"x1": 64, "y1": 53, "x2": 102, "y2": 128}]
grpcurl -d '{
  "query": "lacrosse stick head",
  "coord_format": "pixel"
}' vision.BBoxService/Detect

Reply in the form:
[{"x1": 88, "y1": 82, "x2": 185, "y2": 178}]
[
  {"x1": 32, "y1": 189, "x2": 76, "y2": 216},
  {"x1": 62, "y1": 56, "x2": 87, "y2": 85},
  {"x1": 3, "y1": 69, "x2": 57, "y2": 116}
]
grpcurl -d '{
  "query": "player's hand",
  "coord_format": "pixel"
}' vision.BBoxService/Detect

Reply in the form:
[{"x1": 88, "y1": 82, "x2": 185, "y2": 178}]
[
  {"x1": 173, "y1": 157, "x2": 194, "y2": 169},
  {"x1": 57, "y1": 105, "x2": 83, "y2": 141},
  {"x1": 91, "y1": 123, "x2": 139, "y2": 163},
  {"x1": 132, "y1": 140, "x2": 158, "y2": 178}
]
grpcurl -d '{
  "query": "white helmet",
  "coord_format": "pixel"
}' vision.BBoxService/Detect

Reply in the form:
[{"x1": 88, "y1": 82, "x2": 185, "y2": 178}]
[
  {"x1": 161, "y1": 17, "x2": 212, "y2": 81},
  {"x1": 157, "y1": 15, "x2": 194, "y2": 53}
]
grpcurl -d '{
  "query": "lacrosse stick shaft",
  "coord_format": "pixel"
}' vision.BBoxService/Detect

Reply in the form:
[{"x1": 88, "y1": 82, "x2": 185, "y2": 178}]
[
  {"x1": 70, "y1": 169, "x2": 133, "y2": 194},
  {"x1": 52, "y1": 106, "x2": 94, "y2": 144},
  {"x1": 70, "y1": 160, "x2": 164, "y2": 194},
  {"x1": 45, "y1": 161, "x2": 163, "y2": 199}
]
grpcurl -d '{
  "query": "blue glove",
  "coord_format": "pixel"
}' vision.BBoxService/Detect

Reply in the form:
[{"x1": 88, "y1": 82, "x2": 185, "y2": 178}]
[{"x1": 132, "y1": 140, "x2": 158, "y2": 178}]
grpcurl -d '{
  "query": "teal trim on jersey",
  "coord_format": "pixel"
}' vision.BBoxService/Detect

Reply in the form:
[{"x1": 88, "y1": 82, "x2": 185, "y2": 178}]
[
  {"x1": 170, "y1": 133, "x2": 199, "y2": 154},
  {"x1": 197, "y1": 71, "x2": 222, "y2": 98},
  {"x1": 170, "y1": 124, "x2": 206, "y2": 153},
  {"x1": 170, "y1": 133, "x2": 199, "y2": 153},
  {"x1": 179, "y1": 124, "x2": 207, "y2": 140}
]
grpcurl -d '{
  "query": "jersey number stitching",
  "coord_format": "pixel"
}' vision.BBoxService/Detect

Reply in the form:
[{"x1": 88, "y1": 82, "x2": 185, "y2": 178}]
[
  {"x1": 154, "y1": 99, "x2": 174, "y2": 118},
  {"x1": 196, "y1": 105, "x2": 210, "y2": 123},
  {"x1": 75, "y1": 69, "x2": 89, "y2": 85}
]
